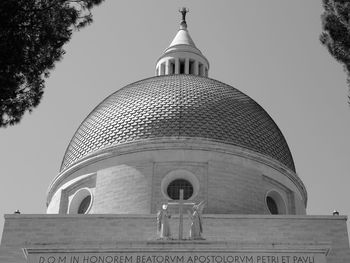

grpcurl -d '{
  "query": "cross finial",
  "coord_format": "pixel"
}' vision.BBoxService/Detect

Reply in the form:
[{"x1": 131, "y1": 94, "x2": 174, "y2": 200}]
[
  {"x1": 179, "y1": 7, "x2": 189, "y2": 22},
  {"x1": 179, "y1": 7, "x2": 189, "y2": 29}
]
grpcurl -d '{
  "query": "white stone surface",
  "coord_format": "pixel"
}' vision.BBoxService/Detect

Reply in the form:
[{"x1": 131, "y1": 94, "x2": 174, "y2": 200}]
[
  {"x1": 1, "y1": 214, "x2": 349, "y2": 263},
  {"x1": 47, "y1": 139, "x2": 306, "y2": 215}
]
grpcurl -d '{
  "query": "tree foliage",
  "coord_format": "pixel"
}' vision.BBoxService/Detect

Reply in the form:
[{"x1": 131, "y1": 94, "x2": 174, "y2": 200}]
[
  {"x1": 320, "y1": 0, "x2": 350, "y2": 102},
  {"x1": 0, "y1": 0, "x2": 104, "y2": 127}
]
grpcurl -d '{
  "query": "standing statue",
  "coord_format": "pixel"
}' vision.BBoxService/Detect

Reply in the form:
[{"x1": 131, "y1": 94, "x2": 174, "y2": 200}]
[
  {"x1": 188, "y1": 201, "x2": 205, "y2": 240},
  {"x1": 157, "y1": 204, "x2": 171, "y2": 239}
]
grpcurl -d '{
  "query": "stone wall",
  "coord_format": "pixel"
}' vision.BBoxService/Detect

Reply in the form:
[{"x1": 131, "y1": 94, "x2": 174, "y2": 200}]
[
  {"x1": 1, "y1": 214, "x2": 349, "y2": 263},
  {"x1": 46, "y1": 140, "x2": 307, "y2": 215}
]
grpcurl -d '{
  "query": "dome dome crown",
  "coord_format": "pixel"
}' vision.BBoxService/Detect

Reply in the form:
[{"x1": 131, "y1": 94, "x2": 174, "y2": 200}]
[{"x1": 155, "y1": 8, "x2": 209, "y2": 77}]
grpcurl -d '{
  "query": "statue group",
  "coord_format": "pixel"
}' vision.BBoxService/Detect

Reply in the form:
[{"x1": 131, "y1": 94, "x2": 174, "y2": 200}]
[{"x1": 157, "y1": 201, "x2": 205, "y2": 240}]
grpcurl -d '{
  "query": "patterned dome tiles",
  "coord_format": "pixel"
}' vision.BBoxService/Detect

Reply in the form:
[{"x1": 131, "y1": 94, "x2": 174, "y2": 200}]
[{"x1": 61, "y1": 75, "x2": 295, "y2": 172}]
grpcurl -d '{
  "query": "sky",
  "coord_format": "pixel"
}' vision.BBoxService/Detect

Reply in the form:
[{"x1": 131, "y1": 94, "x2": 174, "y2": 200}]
[{"x1": 1, "y1": 1, "x2": 350, "y2": 240}]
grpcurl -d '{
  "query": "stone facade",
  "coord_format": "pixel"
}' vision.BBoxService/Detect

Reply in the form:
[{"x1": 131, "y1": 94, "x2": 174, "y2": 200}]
[
  {"x1": 1, "y1": 214, "x2": 349, "y2": 263},
  {"x1": 47, "y1": 140, "x2": 306, "y2": 215}
]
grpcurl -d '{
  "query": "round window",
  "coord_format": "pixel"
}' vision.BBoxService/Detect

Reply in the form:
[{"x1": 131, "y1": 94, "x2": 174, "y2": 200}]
[
  {"x1": 68, "y1": 188, "x2": 93, "y2": 214},
  {"x1": 78, "y1": 195, "x2": 92, "y2": 214},
  {"x1": 265, "y1": 190, "x2": 287, "y2": 215},
  {"x1": 266, "y1": 196, "x2": 278, "y2": 215},
  {"x1": 167, "y1": 179, "x2": 193, "y2": 200}
]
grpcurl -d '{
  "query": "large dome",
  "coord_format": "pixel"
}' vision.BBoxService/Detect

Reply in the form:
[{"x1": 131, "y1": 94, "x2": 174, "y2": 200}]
[{"x1": 61, "y1": 75, "x2": 295, "y2": 172}]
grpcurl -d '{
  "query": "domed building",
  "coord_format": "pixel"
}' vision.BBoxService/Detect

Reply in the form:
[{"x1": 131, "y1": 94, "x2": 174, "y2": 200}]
[
  {"x1": 1, "y1": 8, "x2": 349, "y2": 263},
  {"x1": 47, "y1": 10, "x2": 305, "y2": 217}
]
